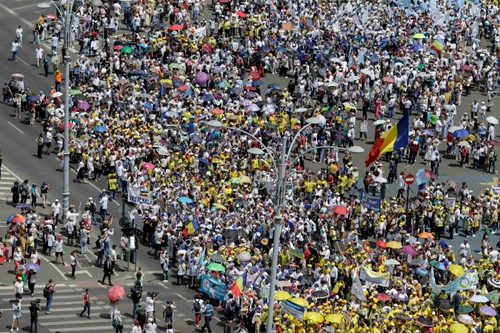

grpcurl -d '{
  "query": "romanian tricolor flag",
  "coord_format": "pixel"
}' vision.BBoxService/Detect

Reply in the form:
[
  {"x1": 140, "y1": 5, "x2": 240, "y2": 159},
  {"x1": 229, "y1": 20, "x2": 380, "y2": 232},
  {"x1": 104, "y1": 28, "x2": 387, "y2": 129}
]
[
  {"x1": 230, "y1": 271, "x2": 247, "y2": 296},
  {"x1": 182, "y1": 219, "x2": 200, "y2": 236},
  {"x1": 430, "y1": 36, "x2": 445, "y2": 54},
  {"x1": 365, "y1": 112, "x2": 410, "y2": 167}
]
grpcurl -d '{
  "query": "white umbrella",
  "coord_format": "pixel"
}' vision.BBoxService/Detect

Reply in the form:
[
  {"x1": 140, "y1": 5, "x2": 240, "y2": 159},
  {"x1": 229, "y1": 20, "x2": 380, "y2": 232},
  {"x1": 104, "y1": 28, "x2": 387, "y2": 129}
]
[
  {"x1": 443, "y1": 104, "x2": 455, "y2": 111},
  {"x1": 330, "y1": 57, "x2": 342, "y2": 63},
  {"x1": 316, "y1": 115, "x2": 327, "y2": 125},
  {"x1": 360, "y1": 68, "x2": 374, "y2": 76},
  {"x1": 247, "y1": 104, "x2": 260, "y2": 112},
  {"x1": 470, "y1": 295, "x2": 489, "y2": 303},
  {"x1": 347, "y1": 76, "x2": 360, "y2": 82},
  {"x1": 374, "y1": 176, "x2": 388, "y2": 183},
  {"x1": 294, "y1": 107, "x2": 308, "y2": 113},
  {"x1": 449, "y1": 126, "x2": 461, "y2": 133},
  {"x1": 51, "y1": 92, "x2": 63, "y2": 98},
  {"x1": 487, "y1": 116, "x2": 499, "y2": 125},
  {"x1": 374, "y1": 119, "x2": 386, "y2": 126},
  {"x1": 457, "y1": 141, "x2": 470, "y2": 148}
]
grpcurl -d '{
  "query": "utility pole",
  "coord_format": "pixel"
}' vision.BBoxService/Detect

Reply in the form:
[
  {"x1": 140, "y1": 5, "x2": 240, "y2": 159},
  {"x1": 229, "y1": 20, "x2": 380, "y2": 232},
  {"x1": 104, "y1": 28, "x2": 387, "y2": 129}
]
[{"x1": 62, "y1": 1, "x2": 72, "y2": 224}]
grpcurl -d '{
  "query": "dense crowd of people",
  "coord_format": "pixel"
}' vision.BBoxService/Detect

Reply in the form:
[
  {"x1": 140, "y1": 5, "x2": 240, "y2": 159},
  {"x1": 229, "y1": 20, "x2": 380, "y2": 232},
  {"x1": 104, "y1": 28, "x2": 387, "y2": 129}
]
[{"x1": 4, "y1": 0, "x2": 500, "y2": 331}]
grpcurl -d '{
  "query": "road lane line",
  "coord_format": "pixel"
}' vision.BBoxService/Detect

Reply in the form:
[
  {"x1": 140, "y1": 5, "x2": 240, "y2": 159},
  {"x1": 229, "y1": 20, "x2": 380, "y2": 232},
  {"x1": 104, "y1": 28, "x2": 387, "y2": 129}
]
[
  {"x1": 175, "y1": 293, "x2": 187, "y2": 300},
  {"x1": 12, "y1": 3, "x2": 40, "y2": 10},
  {"x1": 7, "y1": 121, "x2": 25, "y2": 134},
  {"x1": 38, "y1": 254, "x2": 69, "y2": 281},
  {"x1": 17, "y1": 57, "x2": 31, "y2": 67},
  {"x1": 0, "y1": 2, "x2": 34, "y2": 28},
  {"x1": 157, "y1": 282, "x2": 169, "y2": 290}
]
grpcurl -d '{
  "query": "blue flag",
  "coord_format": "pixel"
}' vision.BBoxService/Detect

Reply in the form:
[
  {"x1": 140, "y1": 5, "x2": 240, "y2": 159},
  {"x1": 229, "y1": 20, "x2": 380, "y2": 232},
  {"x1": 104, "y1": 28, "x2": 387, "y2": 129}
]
[
  {"x1": 183, "y1": 84, "x2": 193, "y2": 98},
  {"x1": 157, "y1": 84, "x2": 165, "y2": 99}
]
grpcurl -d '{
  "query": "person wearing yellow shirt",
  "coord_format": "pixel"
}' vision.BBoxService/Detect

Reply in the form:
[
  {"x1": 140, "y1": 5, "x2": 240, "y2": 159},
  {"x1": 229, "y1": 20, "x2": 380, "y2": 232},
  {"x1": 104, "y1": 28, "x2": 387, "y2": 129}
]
[
  {"x1": 107, "y1": 173, "x2": 118, "y2": 200},
  {"x1": 251, "y1": 157, "x2": 259, "y2": 170},
  {"x1": 304, "y1": 180, "x2": 314, "y2": 201},
  {"x1": 223, "y1": 184, "x2": 232, "y2": 197}
]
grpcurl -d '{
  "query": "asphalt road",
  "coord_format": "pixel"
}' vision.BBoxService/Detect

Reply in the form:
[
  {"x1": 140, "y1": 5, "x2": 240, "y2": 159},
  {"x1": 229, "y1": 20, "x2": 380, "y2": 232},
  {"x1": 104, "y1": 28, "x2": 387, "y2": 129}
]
[{"x1": 0, "y1": 0, "x2": 498, "y2": 332}]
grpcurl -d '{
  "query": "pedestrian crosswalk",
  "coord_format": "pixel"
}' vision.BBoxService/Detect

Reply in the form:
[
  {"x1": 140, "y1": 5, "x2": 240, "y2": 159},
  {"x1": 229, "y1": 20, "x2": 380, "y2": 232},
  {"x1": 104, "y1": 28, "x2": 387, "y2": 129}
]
[
  {"x1": 0, "y1": 166, "x2": 19, "y2": 202},
  {"x1": 0, "y1": 283, "x2": 137, "y2": 332}
]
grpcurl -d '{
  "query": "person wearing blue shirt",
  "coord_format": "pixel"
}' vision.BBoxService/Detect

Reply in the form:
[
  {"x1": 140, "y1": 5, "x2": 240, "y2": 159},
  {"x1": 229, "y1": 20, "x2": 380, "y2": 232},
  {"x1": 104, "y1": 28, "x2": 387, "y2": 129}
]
[{"x1": 201, "y1": 300, "x2": 213, "y2": 333}]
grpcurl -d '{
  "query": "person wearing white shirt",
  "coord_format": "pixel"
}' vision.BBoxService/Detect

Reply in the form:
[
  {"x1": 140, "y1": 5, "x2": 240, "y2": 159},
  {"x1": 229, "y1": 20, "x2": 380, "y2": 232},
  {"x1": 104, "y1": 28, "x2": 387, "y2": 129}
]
[
  {"x1": 15, "y1": 26, "x2": 23, "y2": 47},
  {"x1": 35, "y1": 46, "x2": 44, "y2": 67},
  {"x1": 99, "y1": 193, "x2": 108, "y2": 221},
  {"x1": 51, "y1": 35, "x2": 58, "y2": 56}
]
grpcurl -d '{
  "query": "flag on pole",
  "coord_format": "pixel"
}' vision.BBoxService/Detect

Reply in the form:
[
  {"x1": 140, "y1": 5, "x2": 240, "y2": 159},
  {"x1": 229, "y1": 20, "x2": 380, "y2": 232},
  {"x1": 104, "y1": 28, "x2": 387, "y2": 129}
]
[
  {"x1": 431, "y1": 36, "x2": 445, "y2": 54},
  {"x1": 182, "y1": 219, "x2": 200, "y2": 236},
  {"x1": 230, "y1": 271, "x2": 247, "y2": 296},
  {"x1": 365, "y1": 112, "x2": 410, "y2": 166}
]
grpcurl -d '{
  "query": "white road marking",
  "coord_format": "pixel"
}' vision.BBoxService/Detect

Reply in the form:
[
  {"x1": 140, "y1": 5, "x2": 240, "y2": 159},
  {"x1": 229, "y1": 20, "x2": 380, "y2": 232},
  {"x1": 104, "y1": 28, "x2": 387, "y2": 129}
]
[
  {"x1": 17, "y1": 57, "x2": 31, "y2": 67},
  {"x1": 12, "y1": 3, "x2": 41, "y2": 10},
  {"x1": 7, "y1": 121, "x2": 25, "y2": 134},
  {"x1": 74, "y1": 270, "x2": 93, "y2": 277},
  {"x1": 38, "y1": 254, "x2": 68, "y2": 281},
  {"x1": 157, "y1": 282, "x2": 169, "y2": 290},
  {"x1": 0, "y1": 2, "x2": 34, "y2": 28},
  {"x1": 48, "y1": 325, "x2": 117, "y2": 332},
  {"x1": 175, "y1": 293, "x2": 187, "y2": 300}
]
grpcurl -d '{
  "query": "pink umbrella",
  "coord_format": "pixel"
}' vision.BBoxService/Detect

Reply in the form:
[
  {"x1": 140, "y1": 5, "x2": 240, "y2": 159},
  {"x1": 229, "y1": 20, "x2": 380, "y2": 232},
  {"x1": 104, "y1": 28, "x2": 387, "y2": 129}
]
[
  {"x1": 401, "y1": 245, "x2": 417, "y2": 256},
  {"x1": 195, "y1": 72, "x2": 209, "y2": 84},
  {"x1": 142, "y1": 162, "x2": 155, "y2": 169}
]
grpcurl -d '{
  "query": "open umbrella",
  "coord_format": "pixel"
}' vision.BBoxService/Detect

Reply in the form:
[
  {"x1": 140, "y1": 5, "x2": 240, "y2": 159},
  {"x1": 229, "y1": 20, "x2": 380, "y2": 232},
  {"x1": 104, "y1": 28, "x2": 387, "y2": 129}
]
[
  {"x1": 387, "y1": 241, "x2": 402, "y2": 249},
  {"x1": 438, "y1": 300, "x2": 452, "y2": 311},
  {"x1": 290, "y1": 298, "x2": 309, "y2": 307},
  {"x1": 393, "y1": 292, "x2": 409, "y2": 302},
  {"x1": 415, "y1": 268, "x2": 429, "y2": 277},
  {"x1": 375, "y1": 293, "x2": 392, "y2": 302},
  {"x1": 402, "y1": 245, "x2": 417, "y2": 256},
  {"x1": 488, "y1": 278, "x2": 500, "y2": 289},
  {"x1": 449, "y1": 264, "x2": 465, "y2": 277},
  {"x1": 333, "y1": 205, "x2": 348, "y2": 215},
  {"x1": 384, "y1": 259, "x2": 400, "y2": 266},
  {"x1": 470, "y1": 295, "x2": 489, "y2": 303},
  {"x1": 169, "y1": 24, "x2": 183, "y2": 31},
  {"x1": 249, "y1": 71, "x2": 260, "y2": 80},
  {"x1": 120, "y1": 45, "x2": 134, "y2": 54},
  {"x1": 206, "y1": 263, "x2": 225, "y2": 271},
  {"x1": 142, "y1": 162, "x2": 155, "y2": 169},
  {"x1": 373, "y1": 119, "x2": 386, "y2": 126},
  {"x1": 195, "y1": 72, "x2": 209, "y2": 84},
  {"x1": 458, "y1": 314, "x2": 475, "y2": 325},
  {"x1": 236, "y1": 10, "x2": 246, "y2": 18},
  {"x1": 418, "y1": 232, "x2": 435, "y2": 239},
  {"x1": 487, "y1": 116, "x2": 499, "y2": 125},
  {"x1": 238, "y1": 252, "x2": 251, "y2": 261},
  {"x1": 51, "y1": 92, "x2": 63, "y2": 98},
  {"x1": 461, "y1": 65, "x2": 473, "y2": 71},
  {"x1": 240, "y1": 176, "x2": 252, "y2": 184},
  {"x1": 274, "y1": 291, "x2": 291, "y2": 301},
  {"x1": 177, "y1": 197, "x2": 193, "y2": 204},
  {"x1": 416, "y1": 317, "x2": 433, "y2": 327},
  {"x1": 276, "y1": 281, "x2": 292, "y2": 288},
  {"x1": 312, "y1": 290, "x2": 329, "y2": 299},
  {"x1": 382, "y1": 77, "x2": 395, "y2": 83},
  {"x1": 25, "y1": 263, "x2": 41, "y2": 271},
  {"x1": 410, "y1": 258, "x2": 425, "y2": 266},
  {"x1": 78, "y1": 101, "x2": 91, "y2": 110},
  {"x1": 107, "y1": 285, "x2": 125, "y2": 302},
  {"x1": 211, "y1": 108, "x2": 224, "y2": 115},
  {"x1": 7, "y1": 214, "x2": 25, "y2": 223},
  {"x1": 213, "y1": 203, "x2": 227, "y2": 210},
  {"x1": 479, "y1": 305, "x2": 496, "y2": 317},
  {"x1": 457, "y1": 141, "x2": 470, "y2": 148},
  {"x1": 450, "y1": 323, "x2": 468, "y2": 333},
  {"x1": 376, "y1": 240, "x2": 387, "y2": 248},
  {"x1": 69, "y1": 89, "x2": 82, "y2": 95},
  {"x1": 325, "y1": 314, "x2": 343, "y2": 324},
  {"x1": 15, "y1": 203, "x2": 30, "y2": 209},
  {"x1": 209, "y1": 253, "x2": 225, "y2": 264},
  {"x1": 93, "y1": 125, "x2": 107, "y2": 133},
  {"x1": 395, "y1": 313, "x2": 412, "y2": 320},
  {"x1": 297, "y1": 275, "x2": 313, "y2": 285},
  {"x1": 413, "y1": 33, "x2": 426, "y2": 39},
  {"x1": 304, "y1": 312, "x2": 324, "y2": 323},
  {"x1": 453, "y1": 129, "x2": 470, "y2": 138}
]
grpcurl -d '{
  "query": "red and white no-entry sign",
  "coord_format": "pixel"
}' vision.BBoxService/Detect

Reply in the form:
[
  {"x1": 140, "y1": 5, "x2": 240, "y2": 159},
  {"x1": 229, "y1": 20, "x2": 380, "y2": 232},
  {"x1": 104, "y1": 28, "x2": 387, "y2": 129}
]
[{"x1": 405, "y1": 174, "x2": 415, "y2": 185}]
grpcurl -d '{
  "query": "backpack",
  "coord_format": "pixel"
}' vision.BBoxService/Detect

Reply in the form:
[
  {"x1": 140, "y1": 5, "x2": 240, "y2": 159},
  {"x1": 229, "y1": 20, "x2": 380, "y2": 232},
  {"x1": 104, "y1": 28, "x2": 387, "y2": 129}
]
[
  {"x1": 95, "y1": 238, "x2": 101, "y2": 249},
  {"x1": 193, "y1": 300, "x2": 201, "y2": 312},
  {"x1": 164, "y1": 305, "x2": 173, "y2": 317},
  {"x1": 43, "y1": 284, "x2": 50, "y2": 298},
  {"x1": 111, "y1": 316, "x2": 119, "y2": 328},
  {"x1": 29, "y1": 301, "x2": 38, "y2": 315}
]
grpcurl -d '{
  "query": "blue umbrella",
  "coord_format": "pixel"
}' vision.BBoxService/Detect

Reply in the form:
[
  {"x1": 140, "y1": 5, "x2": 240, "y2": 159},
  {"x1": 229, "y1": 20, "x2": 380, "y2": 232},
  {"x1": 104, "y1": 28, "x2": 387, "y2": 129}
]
[
  {"x1": 200, "y1": 94, "x2": 214, "y2": 101},
  {"x1": 231, "y1": 87, "x2": 243, "y2": 94},
  {"x1": 94, "y1": 126, "x2": 108, "y2": 133},
  {"x1": 28, "y1": 95, "x2": 41, "y2": 101},
  {"x1": 416, "y1": 268, "x2": 429, "y2": 277},
  {"x1": 177, "y1": 197, "x2": 193, "y2": 204},
  {"x1": 439, "y1": 240, "x2": 449, "y2": 248},
  {"x1": 268, "y1": 83, "x2": 280, "y2": 89},
  {"x1": 172, "y1": 80, "x2": 183, "y2": 87},
  {"x1": 276, "y1": 47, "x2": 286, "y2": 52},
  {"x1": 435, "y1": 262, "x2": 446, "y2": 271},
  {"x1": 190, "y1": 134, "x2": 202, "y2": 144},
  {"x1": 165, "y1": 111, "x2": 178, "y2": 117},
  {"x1": 15, "y1": 203, "x2": 30, "y2": 209},
  {"x1": 25, "y1": 263, "x2": 41, "y2": 271},
  {"x1": 198, "y1": 158, "x2": 209, "y2": 164},
  {"x1": 411, "y1": 44, "x2": 424, "y2": 52},
  {"x1": 252, "y1": 80, "x2": 264, "y2": 87},
  {"x1": 453, "y1": 129, "x2": 470, "y2": 138},
  {"x1": 370, "y1": 54, "x2": 379, "y2": 63}
]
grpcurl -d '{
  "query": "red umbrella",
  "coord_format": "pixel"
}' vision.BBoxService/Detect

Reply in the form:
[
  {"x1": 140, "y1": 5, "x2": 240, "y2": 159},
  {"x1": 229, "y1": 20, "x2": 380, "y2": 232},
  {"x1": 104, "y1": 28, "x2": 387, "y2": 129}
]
[
  {"x1": 7, "y1": 214, "x2": 25, "y2": 223},
  {"x1": 169, "y1": 24, "x2": 183, "y2": 31},
  {"x1": 249, "y1": 71, "x2": 260, "y2": 80},
  {"x1": 244, "y1": 86, "x2": 257, "y2": 91},
  {"x1": 461, "y1": 65, "x2": 472, "y2": 71},
  {"x1": 113, "y1": 45, "x2": 123, "y2": 51},
  {"x1": 382, "y1": 77, "x2": 394, "y2": 83},
  {"x1": 219, "y1": 0, "x2": 230, "y2": 3},
  {"x1": 282, "y1": 22, "x2": 292, "y2": 31},
  {"x1": 107, "y1": 285, "x2": 125, "y2": 302},
  {"x1": 376, "y1": 240, "x2": 387, "y2": 248},
  {"x1": 489, "y1": 140, "x2": 500, "y2": 146},
  {"x1": 236, "y1": 11, "x2": 246, "y2": 18},
  {"x1": 178, "y1": 85, "x2": 189, "y2": 91},
  {"x1": 142, "y1": 162, "x2": 155, "y2": 169},
  {"x1": 211, "y1": 108, "x2": 224, "y2": 115},
  {"x1": 47, "y1": 14, "x2": 56, "y2": 19},
  {"x1": 375, "y1": 293, "x2": 392, "y2": 302},
  {"x1": 333, "y1": 205, "x2": 349, "y2": 215}
]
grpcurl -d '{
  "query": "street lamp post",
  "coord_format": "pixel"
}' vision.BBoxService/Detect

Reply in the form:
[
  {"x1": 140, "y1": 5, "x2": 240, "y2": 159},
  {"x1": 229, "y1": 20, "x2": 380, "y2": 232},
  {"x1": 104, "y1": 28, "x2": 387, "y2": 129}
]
[
  {"x1": 62, "y1": 1, "x2": 71, "y2": 224},
  {"x1": 207, "y1": 119, "x2": 364, "y2": 333}
]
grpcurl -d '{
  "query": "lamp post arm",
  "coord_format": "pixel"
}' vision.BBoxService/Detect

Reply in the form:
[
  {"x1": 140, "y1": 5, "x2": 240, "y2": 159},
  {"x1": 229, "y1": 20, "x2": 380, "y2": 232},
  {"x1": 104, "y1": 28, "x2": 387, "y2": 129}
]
[{"x1": 286, "y1": 123, "x2": 314, "y2": 161}]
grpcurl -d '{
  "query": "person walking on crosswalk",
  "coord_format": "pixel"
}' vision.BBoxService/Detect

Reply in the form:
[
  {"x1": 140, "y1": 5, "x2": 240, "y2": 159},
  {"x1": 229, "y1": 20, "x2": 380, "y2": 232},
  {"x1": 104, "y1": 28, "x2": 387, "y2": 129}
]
[
  {"x1": 43, "y1": 279, "x2": 55, "y2": 314},
  {"x1": 29, "y1": 299, "x2": 41, "y2": 333},
  {"x1": 101, "y1": 256, "x2": 113, "y2": 286},
  {"x1": 10, "y1": 298, "x2": 21, "y2": 332},
  {"x1": 79, "y1": 289, "x2": 91, "y2": 319}
]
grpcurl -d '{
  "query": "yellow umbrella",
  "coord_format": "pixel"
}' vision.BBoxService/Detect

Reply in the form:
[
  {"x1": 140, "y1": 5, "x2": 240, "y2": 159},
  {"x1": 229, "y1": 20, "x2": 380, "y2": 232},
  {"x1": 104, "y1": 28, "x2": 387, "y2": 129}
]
[
  {"x1": 413, "y1": 33, "x2": 426, "y2": 39},
  {"x1": 386, "y1": 241, "x2": 403, "y2": 249},
  {"x1": 304, "y1": 312, "x2": 324, "y2": 323},
  {"x1": 449, "y1": 264, "x2": 465, "y2": 277},
  {"x1": 290, "y1": 298, "x2": 309, "y2": 307},
  {"x1": 450, "y1": 323, "x2": 468, "y2": 333},
  {"x1": 274, "y1": 291, "x2": 292, "y2": 301},
  {"x1": 240, "y1": 175, "x2": 252, "y2": 184},
  {"x1": 213, "y1": 203, "x2": 227, "y2": 210},
  {"x1": 325, "y1": 314, "x2": 343, "y2": 324}
]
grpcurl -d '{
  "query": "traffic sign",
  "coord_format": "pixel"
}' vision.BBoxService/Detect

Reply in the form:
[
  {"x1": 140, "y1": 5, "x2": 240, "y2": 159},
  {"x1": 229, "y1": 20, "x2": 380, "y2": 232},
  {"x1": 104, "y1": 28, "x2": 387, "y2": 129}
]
[{"x1": 405, "y1": 174, "x2": 415, "y2": 185}]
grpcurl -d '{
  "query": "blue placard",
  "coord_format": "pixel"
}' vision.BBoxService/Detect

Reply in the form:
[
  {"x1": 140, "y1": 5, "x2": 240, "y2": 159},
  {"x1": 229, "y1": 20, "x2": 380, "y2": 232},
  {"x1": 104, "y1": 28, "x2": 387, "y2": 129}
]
[
  {"x1": 358, "y1": 190, "x2": 381, "y2": 212},
  {"x1": 200, "y1": 274, "x2": 227, "y2": 302}
]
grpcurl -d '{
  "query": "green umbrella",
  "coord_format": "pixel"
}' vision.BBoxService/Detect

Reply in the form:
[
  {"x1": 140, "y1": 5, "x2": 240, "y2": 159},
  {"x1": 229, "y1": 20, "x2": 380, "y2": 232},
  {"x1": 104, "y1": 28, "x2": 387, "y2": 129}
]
[
  {"x1": 206, "y1": 263, "x2": 225, "y2": 271},
  {"x1": 229, "y1": 177, "x2": 241, "y2": 184},
  {"x1": 121, "y1": 45, "x2": 134, "y2": 54},
  {"x1": 69, "y1": 89, "x2": 82, "y2": 95},
  {"x1": 413, "y1": 33, "x2": 426, "y2": 39},
  {"x1": 169, "y1": 63, "x2": 180, "y2": 69}
]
